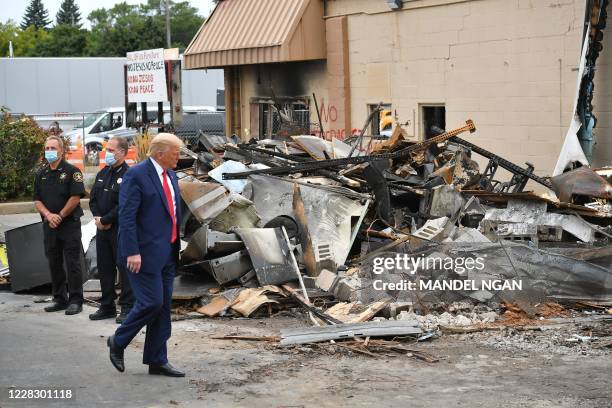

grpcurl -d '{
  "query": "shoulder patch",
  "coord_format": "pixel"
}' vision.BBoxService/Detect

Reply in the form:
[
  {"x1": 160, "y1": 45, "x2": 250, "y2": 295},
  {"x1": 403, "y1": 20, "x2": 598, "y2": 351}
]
[{"x1": 73, "y1": 172, "x2": 83, "y2": 183}]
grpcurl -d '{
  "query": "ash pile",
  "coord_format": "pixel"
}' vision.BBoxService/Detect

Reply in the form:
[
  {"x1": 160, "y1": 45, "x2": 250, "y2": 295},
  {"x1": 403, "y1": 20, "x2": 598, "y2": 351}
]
[{"x1": 171, "y1": 120, "x2": 611, "y2": 350}]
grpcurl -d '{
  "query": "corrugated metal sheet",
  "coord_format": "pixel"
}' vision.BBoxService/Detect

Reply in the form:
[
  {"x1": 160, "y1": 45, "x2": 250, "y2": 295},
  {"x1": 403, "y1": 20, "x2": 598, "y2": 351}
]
[{"x1": 185, "y1": 0, "x2": 325, "y2": 69}]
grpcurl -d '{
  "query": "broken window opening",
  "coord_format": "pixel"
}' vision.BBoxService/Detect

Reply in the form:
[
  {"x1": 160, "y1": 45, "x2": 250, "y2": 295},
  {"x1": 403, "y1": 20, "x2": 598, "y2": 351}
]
[
  {"x1": 368, "y1": 103, "x2": 392, "y2": 137},
  {"x1": 421, "y1": 105, "x2": 446, "y2": 140},
  {"x1": 254, "y1": 98, "x2": 310, "y2": 139}
]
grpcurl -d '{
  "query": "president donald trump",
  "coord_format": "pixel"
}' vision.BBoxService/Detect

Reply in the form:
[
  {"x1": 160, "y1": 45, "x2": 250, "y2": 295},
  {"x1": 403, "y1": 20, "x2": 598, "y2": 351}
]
[{"x1": 107, "y1": 133, "x2": 184, "y2": 377}]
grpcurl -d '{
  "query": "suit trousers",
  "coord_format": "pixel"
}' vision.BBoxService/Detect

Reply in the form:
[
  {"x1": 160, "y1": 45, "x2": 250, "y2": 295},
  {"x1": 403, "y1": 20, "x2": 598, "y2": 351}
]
[
  {"x1": 42, "y1": 220, "x2": 83, "y2": 305},
  {"x1": 96, "y1": 227, "x2": 134, "y2": 311},
  {"x1": 113, "y1": 251, "x2": 175, "y2": 365}
]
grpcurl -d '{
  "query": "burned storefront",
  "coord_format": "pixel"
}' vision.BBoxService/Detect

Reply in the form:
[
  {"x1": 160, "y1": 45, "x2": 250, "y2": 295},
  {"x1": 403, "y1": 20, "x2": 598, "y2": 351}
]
[
  {"x1": 184, "y1": 0, "x2": 337, "y2": 140},
  {"x1": 185, "y1": 0, "x2": 612, "y2": 175}
]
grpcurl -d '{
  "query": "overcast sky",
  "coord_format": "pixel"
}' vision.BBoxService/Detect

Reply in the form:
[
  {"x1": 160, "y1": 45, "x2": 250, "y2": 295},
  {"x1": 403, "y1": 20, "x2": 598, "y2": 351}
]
[{"x1": 1, "y1": 0, "x2": 216, "y2": 28}]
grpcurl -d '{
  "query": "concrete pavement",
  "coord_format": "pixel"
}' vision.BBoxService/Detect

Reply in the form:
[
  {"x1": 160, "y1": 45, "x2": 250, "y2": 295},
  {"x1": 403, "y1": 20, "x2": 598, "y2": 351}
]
[{"x1": 0, "y1": 292, "x2": 197, "y2": 407}]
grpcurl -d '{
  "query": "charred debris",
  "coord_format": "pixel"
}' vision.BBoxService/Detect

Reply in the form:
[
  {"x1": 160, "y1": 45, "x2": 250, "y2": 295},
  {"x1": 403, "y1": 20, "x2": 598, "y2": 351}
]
[{"x1": 165, "y1": 118, "x2": 610, "y2": 355}]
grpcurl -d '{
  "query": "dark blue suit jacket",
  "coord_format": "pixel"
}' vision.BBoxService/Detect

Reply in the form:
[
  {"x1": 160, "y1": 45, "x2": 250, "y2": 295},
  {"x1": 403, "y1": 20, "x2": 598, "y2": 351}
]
[{"x1": 117, "y1": 158, "x2": 181, "y2": 274}]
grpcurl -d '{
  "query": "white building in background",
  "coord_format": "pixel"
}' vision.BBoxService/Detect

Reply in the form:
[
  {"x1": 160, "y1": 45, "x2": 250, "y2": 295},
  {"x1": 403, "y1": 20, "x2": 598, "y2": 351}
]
[{"x1": 0, "y1": 57, "x2": 224, "y2": 115}]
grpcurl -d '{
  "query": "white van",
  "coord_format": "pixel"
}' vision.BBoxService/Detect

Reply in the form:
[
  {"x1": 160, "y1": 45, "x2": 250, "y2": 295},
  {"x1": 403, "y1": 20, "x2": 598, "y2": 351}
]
[{"x1": 63, "y1": 105, "x2": 217, "y2": 151}]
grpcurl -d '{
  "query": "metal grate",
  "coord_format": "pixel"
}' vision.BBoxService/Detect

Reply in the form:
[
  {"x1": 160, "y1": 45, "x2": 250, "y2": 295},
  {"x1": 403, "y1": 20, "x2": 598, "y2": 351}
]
[{"x1": 261, "y1": 103, "x2": 310, "y2": 138}]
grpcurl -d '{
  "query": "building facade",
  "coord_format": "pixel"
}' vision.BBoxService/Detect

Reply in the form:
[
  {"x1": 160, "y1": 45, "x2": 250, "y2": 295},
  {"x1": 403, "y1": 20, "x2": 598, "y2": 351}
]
[{"x1": 185, "y1": 0, "x2": 611, "y2": 178}]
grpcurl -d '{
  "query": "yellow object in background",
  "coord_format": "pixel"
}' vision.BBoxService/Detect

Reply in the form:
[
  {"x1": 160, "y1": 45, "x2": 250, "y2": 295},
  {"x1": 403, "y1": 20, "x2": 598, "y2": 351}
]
[
  {"x1": 379, "y1": 110, "x2": 393, "y2": 135},
  {"x1": 0, "y1": 244, "x2": 8, "y2": 267},
  {"x1": 134, "y1": 131, "x2": 153, "y2": 163}
]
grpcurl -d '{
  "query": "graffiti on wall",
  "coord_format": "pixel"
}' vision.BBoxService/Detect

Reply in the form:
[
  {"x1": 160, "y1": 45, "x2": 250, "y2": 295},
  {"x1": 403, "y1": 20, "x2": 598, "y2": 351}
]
[{"x1": 312, "y1": 98, "x2": 359, "y2": 140}]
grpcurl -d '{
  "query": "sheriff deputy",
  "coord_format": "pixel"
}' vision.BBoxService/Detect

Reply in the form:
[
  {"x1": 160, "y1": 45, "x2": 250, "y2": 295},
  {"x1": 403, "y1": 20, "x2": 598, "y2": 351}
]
[{"x1": 34, "y1": 135, "x2": 85, "y2": 315}]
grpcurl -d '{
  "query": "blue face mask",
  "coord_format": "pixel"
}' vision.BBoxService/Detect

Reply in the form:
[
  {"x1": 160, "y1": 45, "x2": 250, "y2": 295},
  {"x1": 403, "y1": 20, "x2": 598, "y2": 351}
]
[
  {"x1": 105, "y1": 151, "x2": 116, "y2": 167},
  {"x1": 45, "y1": 150, "x2": 58, "y2": 163}
]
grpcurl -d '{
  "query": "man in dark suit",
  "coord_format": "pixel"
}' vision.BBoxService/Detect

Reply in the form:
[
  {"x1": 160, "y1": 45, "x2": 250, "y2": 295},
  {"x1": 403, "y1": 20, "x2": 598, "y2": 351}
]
[{"x1": 107, "y1": 133, "x2": 184, "y2": 377}]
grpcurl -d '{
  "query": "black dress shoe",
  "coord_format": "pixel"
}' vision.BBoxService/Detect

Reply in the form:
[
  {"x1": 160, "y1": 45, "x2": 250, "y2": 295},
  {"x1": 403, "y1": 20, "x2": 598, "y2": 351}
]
[
  {"x1": 65, "y1": 304, "x2": 82, "y2": 315},
  {"x1": 148, "y1": 363, "x2": 185, "y2": 377},
  {"x1": 89, "y1": 307, "x2": 116, "y2": 320},
  {"x1": 44, "y1": 302, "x2": 68, "y2": 312},
  {"x1": 107, "y1": 335, "x2": 125, "y2": 373},
  {"x1": 115, "y1": 308, "x2": 131, "y2": 324}
]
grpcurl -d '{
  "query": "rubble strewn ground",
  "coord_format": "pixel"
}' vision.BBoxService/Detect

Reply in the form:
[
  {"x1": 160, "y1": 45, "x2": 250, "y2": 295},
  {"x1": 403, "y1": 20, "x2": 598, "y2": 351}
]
[{"x1": 0, "y1": 292, "x2": 610, "y2": 408}]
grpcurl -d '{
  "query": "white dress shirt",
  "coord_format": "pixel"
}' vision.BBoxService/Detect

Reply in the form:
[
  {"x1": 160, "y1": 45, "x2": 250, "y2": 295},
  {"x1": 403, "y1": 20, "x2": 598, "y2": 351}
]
[{"x1": 150, "y1": 158, "x2": 176, "y2": 217}]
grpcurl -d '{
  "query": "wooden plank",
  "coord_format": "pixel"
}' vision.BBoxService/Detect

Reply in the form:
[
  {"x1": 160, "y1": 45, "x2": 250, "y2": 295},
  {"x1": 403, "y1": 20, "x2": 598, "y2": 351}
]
[
  {"x1": 230, "y1": 286, "x2": 282, "y2": 317},
  {"x1": 352, "y1": 299, "x2": 391, "y2": 323},
  {"x1": 197, "y1": 296, "x2": 231, "y2": 317},
  {"x1": 327, "y1": 300, "x2": 391, "y2": 324},
  {"x1": 335, "y1": 343, "x2": 379, "y2": 358},
  {"x1": 371, "y1": 125, "x2": 405, "y2": 154},
  {"x1": 281, "y1": 284, "x2": 342, "y2": 325},
  {"x1": 210, "y1": 335, "x2": 280, "y2": 342}
]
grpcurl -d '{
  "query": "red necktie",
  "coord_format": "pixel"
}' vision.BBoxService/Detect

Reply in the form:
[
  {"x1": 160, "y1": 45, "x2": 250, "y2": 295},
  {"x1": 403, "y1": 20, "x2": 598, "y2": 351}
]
[{"x1": 162, "y1": 169, "x2": 177, "y2": 243}]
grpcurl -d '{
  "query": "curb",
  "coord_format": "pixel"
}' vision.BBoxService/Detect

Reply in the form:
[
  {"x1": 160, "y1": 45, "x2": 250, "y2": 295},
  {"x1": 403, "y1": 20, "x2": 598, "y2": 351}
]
[{"x1": 0, "y1": 199, "x2": 90, "y2": 215}]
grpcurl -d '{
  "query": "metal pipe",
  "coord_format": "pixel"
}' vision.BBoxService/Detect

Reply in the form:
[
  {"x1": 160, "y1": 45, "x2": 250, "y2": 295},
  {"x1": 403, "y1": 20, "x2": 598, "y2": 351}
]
[
  {"x1": 348, "y1": 103, "x2": 382, "y2": 158},
  {"x1": 281, "y1": 226, "x2": 320, "y2": 326},
  {"x1": 165, "y1": 0, "x2": 172, "y2": 47},
  {"x1": 312, "y1": 92, "x2": 325, "y2": 137}
]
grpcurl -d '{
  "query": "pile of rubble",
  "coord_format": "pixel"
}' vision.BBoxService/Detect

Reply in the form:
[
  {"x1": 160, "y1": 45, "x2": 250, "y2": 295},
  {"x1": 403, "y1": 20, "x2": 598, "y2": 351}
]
[{"x1": 166, "y1": 120, "x2": 611, "y2": 349}]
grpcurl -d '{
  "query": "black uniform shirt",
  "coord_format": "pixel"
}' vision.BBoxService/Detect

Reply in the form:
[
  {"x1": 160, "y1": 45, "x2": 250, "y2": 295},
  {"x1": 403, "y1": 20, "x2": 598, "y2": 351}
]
[
  {"x1": 33, "y1": 160, "x2": 85, "y2": 221},
  {"x1": 89, "y1": 162, "x2": 129, "y2": 226}
]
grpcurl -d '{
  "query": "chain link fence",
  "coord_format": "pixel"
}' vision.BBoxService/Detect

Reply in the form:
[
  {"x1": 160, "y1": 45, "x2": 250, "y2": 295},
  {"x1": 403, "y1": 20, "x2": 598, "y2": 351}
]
[
  {"x1": 261, "y1": 104, "x2": 311, "y2": 138},
  {"x1": 175, "y1": 111, "x2": 226, "y2": 146},
  {"x1": 9, "y1": 110, "x2": 225, "y2": 145}
]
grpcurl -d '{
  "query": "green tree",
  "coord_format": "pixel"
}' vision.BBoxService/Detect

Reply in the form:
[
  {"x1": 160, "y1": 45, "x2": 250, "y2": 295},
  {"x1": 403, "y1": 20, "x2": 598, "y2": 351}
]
[
  {"x1": 0, "y1": 114, "x2": 48, "y2": 201},
  {"x1": 12, "y1": 26, "x2": 49, "y2": 56},
  {"x1": 86, "y1": 3, "x2": 165, "y2": 56},
  {"x1": 1, "y1": 22, "x2": 53, "y2": 57},
  {"x1": 56, "y1": 0, "x2": 82, "y2": 27},
  {"x1": 0, "y1": 21, "x2": 19, "y2": 57},
  {"x1": 85, "y1": 8, "x2": 113, "y2": 56},
  {"x1": 86, "y1": 0, "x2": 203, "y2": 56},
  {"x1": 139, "y1": 0, "x2": 203, "y2": 49},
  {"x1": 34, "y1": 25, "x2": 87, "y2": 57},
  {"x1": 21, "y1": 0, "x2": 51, "y2": 30},
  {"x1": 169, "y1": 1, "x2": 203, "y2": 50}
]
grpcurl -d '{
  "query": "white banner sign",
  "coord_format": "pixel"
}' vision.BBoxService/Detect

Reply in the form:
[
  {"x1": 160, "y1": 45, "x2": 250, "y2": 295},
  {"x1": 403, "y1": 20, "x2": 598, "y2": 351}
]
[{"x1": 126, "y1": 48, "x2": 168, "y2": 103}]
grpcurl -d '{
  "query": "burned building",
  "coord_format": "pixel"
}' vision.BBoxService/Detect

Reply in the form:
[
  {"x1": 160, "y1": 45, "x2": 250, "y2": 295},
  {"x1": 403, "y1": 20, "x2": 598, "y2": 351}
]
[{"x1": 184, "y1": 0, "x2": 611, "y2": 185}]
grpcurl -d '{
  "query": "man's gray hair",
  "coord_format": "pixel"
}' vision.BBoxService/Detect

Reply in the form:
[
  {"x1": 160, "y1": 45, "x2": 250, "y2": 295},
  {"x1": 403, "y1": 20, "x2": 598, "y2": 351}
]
[
  {"x1": 113, "y1": 136, "x2": 128, "y2": 154},
  {"x1": 45, "y1": 135, "x2": 65, "y2": 153}
]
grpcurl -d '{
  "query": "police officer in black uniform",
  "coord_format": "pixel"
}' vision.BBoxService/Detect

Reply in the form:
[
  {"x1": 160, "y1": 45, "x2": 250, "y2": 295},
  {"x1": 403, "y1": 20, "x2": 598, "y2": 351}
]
[
  {"x1": 89, "y1": 136, "x2": 134, "y2": 323},
  {"x1": 34, "y1": 135, "x2": 85, "y2": 315}
]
